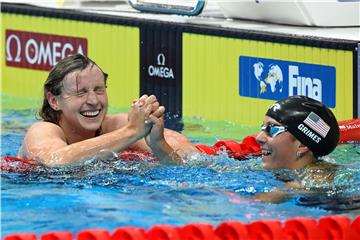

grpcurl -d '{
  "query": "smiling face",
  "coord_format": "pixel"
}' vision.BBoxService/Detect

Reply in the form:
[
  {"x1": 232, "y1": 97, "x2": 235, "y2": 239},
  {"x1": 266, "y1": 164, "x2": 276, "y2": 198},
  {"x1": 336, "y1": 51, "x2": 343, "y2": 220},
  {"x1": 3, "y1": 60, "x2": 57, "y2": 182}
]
[
  {"x1": 256, "y1": 116, "x2": 301, "y2": 169},
  {"x1": 50, "y1": 64, "x2": 108, "y2": 140}
]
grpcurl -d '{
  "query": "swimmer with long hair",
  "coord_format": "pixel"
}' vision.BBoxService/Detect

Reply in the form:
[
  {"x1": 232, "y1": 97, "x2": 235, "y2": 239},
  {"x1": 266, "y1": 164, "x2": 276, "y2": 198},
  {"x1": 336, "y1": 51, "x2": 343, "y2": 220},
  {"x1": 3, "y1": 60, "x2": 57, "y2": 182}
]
[{"x1": 18, "y1": 54, "x2": 198, "y2": 166}]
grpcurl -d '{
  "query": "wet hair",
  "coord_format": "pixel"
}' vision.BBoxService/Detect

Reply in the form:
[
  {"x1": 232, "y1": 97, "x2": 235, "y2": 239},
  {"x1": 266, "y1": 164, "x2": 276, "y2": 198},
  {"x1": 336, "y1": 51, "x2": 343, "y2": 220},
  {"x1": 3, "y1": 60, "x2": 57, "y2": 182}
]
[
  {"x1": 266, "y1": 95, "x2": 339, "y2": 157},
  {"x1": 39, "y1": 54, "x2": 108, "y2": 124}
]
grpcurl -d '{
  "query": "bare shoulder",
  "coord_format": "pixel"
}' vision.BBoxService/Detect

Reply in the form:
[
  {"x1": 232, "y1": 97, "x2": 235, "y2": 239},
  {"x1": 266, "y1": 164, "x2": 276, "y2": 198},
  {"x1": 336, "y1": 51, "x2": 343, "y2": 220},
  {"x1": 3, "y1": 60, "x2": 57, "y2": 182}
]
[
  {"x1": 26, "y1": 121, "x2": 64, "y2": 137},
  {"x1": 19, "y1": 121, "x2": 67, "y2": 159},
  {"x1": 101, "y1": 113, "x2": 128, "y2": 133},
  {"x1": 301, "y1": 160, "x2": 338, "y2": 184},
  {"x1": 24, "y1": 121, "x2": 66, "y2": 145}
]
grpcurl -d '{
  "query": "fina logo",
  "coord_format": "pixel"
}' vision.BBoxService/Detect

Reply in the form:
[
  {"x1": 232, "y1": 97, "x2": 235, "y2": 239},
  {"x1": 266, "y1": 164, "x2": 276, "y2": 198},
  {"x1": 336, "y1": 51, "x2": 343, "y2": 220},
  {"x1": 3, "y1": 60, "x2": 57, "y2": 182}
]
[
  {"x1": 148, "y1": 53, "x2": 174, "y2": 79},
  {"x1": 240, "y1": 56, "x2": 335, "y2": 107},
  {"x1": 253, "y1": 62, "x2": 283, "y2": 95},
  {"x1": 252, "y1": 62, "x2": 322, "y2": 102},
  {"x1": 288, "y1": 65, "x2": 322, "y2": 102}
]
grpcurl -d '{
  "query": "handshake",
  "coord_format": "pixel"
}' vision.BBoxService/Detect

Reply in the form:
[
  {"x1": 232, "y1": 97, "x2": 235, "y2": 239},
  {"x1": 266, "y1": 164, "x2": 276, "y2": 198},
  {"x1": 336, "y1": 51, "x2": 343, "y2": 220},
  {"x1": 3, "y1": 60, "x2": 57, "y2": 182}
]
[
  {"x1": 127, "y1": 94, "x2": 179, "y2": 163},
  {"x1": 133, "y1": 94, "x2": 165, "y2": 125},
  {"x1": 128, "y1": 94, "x2": 165, "y2": 136}
]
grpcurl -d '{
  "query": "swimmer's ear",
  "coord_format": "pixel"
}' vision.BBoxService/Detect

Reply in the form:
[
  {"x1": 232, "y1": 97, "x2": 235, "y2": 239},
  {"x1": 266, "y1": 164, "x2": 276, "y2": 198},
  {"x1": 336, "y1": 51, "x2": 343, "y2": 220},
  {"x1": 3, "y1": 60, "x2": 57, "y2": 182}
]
[
  {"x1": 296, "y1": 143, "x2": 310, "y2": 157},
  {"x1": 46, "y1": 91, "x2": 60, "y2": 111}
]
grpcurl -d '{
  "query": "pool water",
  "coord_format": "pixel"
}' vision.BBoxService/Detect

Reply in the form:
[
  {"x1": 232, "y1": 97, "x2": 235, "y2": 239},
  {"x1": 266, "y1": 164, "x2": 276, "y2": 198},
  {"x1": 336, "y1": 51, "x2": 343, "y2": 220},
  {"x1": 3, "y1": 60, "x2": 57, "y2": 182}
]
[{"x1": 1, "y1": 109, "x2": 360, "y2": 237}]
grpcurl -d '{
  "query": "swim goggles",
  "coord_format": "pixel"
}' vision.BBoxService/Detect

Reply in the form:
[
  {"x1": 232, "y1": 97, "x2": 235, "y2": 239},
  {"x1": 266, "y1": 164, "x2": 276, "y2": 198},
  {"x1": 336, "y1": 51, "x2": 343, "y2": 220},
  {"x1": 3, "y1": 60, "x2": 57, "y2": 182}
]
[{"x1": 261, "y1": 123, "x2": 287, "y2": 138}]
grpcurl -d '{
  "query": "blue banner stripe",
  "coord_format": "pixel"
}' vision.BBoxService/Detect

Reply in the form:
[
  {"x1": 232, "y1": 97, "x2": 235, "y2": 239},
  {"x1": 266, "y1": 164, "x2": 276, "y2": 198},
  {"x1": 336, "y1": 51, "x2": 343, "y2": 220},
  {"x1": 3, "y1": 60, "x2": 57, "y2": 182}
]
[{"x1": 239, "y1": 56, "x2": 336, "y2": 107}]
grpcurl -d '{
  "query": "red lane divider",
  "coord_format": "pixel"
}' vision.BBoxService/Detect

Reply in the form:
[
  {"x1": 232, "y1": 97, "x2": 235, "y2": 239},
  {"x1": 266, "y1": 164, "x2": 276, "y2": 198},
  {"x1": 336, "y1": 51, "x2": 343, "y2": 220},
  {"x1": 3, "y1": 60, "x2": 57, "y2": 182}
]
[
  {"x1": 77, "y1": 229, "x2": 110, "y2": 240},
  {"x1": 115, "y1": 147, "x2": 155, "y2": 161},
  {"x1": 319, "y1": 216, "x2": 352, "y2": 240},
  {"x1": 4, "y1": 234, "x2": 37, "y2": 240},
  {"x1": 41, "y1": 232, "x2": 73, "y2": 240},
  {"x1": 195, "y1": 135, "x2": 262, "y2": 160},
  {"x1": 338, "y1": 118, "x2": 360, "y2": 143},
  {"x1": 195, "y1": 118, "x2": 360, "y2": 160},
  {"x1": 3, "y1": 215, "x2": 360, "y2": 240},
  {"x1": 215, "y1": 221, "x2": 248, "y2": 240},
  {"x1": 352, "y1": 215, "x2": 360, "y2": 239},
  {"x1": 247, "y1": 220, "x2": 283, "y2": 240},
  {"x1": 283, "y1": 217, "x2": 318, "y2": 240},
  {"x1": 146, "y1": 225, "x2": 180, "y2": 240},
  {"x1": 2, "y1": 118, "x2": 359, "y2": 172},
  {"x1": 111, "y1": 226, "x2": 146, "y2": 240},
  {"x1": 1, "y1": 156, "x2": 39, "y2": 172},
  {"x1": 180, "y1": 223, "x2": 217, "y2": 240}
]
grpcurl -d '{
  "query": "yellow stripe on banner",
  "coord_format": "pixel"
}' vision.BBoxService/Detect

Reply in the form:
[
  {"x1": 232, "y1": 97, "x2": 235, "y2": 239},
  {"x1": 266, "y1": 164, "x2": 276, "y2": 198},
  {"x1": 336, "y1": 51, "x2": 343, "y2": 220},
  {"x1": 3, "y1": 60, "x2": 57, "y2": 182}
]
[
  {"x1": 183, "y1": 33, "x2": 353, "y2": 125},
  {"x1": 1, "y1": 13, "x2": 139, "y2": 110}
]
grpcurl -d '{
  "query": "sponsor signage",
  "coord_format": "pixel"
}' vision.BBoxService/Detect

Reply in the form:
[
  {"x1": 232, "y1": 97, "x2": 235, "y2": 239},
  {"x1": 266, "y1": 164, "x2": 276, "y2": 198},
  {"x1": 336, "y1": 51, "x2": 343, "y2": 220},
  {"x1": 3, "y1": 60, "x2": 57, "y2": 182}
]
[
  {"x1": 239, "y1": 56, "x2": 336, "y2": 107},
  {"x1": 5, "y1": 29, "x2": 87, "y2": 71},
  {"x1": 147, "y1": 53, "x2": 175, "y2": 79},
  {"x1": 140, "y1": 26, "x2": 182, "y2": 130}
]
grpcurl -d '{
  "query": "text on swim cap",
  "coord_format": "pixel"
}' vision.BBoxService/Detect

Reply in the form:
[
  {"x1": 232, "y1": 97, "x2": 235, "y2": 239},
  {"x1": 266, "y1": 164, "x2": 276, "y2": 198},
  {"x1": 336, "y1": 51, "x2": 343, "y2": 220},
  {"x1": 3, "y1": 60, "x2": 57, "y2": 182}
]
[
  {"x1": 289, "y1": 66, "x2": 322, "y2": 102},
  {"x1": 298, "y1": 124, "x2": 321, "y2": 143}
]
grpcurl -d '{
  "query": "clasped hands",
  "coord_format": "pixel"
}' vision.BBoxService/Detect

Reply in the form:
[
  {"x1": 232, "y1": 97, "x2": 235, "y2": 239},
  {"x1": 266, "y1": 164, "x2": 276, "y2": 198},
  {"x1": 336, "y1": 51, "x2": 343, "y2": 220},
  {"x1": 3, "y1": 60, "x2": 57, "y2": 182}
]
[{"x1": 127, "y1": 94, "x2": 166, "y2": 148}]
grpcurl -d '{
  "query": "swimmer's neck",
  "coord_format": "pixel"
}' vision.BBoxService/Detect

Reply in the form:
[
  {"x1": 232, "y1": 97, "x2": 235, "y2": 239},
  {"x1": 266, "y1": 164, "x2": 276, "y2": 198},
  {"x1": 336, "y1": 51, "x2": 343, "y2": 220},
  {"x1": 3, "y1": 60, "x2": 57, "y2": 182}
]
[
  {"x1": 59, "y1": 121, "x2": 100, "y2": 144},
  {"x1": 289, "y1": 153, "x2": 317, "y2": 170}
]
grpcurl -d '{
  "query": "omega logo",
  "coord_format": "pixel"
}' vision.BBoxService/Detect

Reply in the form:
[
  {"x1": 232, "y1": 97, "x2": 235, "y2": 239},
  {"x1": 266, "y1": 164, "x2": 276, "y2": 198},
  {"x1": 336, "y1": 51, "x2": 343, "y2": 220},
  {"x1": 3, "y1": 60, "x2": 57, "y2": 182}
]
[
  {"x1": 6, "y1": 34, "x2": 22, "y2": 63},
  {"x1": 157, "y1": 53, "x2": 165, "y2": 66},
  {"x1": 5, "y1": 29, "x2": 87, "y2": 71},
  {"x1": 148, "y1": 52, "x2": 174, "y2": 79}
]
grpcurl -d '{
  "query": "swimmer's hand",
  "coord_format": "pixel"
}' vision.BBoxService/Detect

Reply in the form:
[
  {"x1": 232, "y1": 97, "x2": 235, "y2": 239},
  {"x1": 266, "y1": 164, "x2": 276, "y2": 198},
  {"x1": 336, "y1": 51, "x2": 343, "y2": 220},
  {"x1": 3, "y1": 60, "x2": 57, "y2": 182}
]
[
  {"x1": 145, "y1": 108, "x2": 182, "y2": 165},
  {"x1": 251, "y1": 181, "x2": 306, "y2": 204},
  {"x1": 127, "y1": 98, "x2": 153, "y2": 139},
  {"x1": 130, "y1": 95, "x2": 161, "y2": 124}
]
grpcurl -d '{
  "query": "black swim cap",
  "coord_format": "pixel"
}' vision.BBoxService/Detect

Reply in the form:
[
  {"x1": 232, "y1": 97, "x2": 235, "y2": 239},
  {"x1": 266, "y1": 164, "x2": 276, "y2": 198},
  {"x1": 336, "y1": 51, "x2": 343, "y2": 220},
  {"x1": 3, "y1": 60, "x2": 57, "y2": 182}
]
[{"x1": 266, "y1": 95, "x2": 339, "y2": 157}]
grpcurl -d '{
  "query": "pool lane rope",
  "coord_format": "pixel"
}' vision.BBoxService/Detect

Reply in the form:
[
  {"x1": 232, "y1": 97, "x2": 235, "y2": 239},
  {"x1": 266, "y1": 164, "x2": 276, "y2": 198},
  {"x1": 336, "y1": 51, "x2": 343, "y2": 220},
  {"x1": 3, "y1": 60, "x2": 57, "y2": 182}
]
[
  {"x1": 195, "y1": 118, "x2": 360, "y2": 159},
  {"x1": 1, "y1": 118, "x2": 359, "y2": 172},
  {"x1": 1, "y1": 119, "x2": 360, "y2": 239},
  {"x1": 3, "y1": 215, "x2": 360, "y2": 240}
]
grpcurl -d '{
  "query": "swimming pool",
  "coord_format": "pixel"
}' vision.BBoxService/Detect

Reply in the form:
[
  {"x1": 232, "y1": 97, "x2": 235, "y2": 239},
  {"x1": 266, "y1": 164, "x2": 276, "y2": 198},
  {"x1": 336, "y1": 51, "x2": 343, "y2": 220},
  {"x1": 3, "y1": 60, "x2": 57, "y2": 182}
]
[{"x1": 1, "y1": 108, "x2": 360, "y2": 238}]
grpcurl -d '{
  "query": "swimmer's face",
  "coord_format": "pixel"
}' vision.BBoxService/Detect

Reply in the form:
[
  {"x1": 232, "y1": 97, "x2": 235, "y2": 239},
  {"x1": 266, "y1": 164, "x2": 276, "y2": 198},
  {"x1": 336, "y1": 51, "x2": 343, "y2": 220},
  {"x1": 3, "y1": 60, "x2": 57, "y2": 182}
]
[
  {"x1": 55, "y1": 64, "x2": 108, "y2": 137},
  {"x1": 256, "y1": 116, "x2": 300, "y2": 169}
]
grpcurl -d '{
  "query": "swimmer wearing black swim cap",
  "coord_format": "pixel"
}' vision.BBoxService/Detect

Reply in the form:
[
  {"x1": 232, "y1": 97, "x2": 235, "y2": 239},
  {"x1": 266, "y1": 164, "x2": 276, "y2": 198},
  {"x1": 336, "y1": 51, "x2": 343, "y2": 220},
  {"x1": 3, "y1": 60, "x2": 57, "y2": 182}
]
[{"x1": 256, "y1": 95, "x2": 339, "y2": 170}]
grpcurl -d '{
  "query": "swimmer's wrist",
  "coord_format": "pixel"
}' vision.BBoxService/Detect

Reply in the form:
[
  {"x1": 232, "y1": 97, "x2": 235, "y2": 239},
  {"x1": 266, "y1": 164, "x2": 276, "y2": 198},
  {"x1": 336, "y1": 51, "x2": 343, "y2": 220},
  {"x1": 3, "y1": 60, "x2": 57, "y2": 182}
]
[
  {"x1": 148, "y1": 139, "x2": 169, "y2": 152},
  {"x1": 124, "y1": 123, "x2": 145, "y2": 141},
  {"x1": 149, "y1": 140, "x2": 181, "y2": 164}
]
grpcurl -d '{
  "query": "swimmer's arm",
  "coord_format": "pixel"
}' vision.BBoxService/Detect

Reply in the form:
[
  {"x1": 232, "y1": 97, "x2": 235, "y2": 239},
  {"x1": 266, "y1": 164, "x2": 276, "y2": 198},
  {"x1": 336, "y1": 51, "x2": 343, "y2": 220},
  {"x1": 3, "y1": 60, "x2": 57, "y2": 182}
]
[
  {"x1": 104, "y1": 113, "x2": 199, "y2": 163},
  {"x1": 163, "y1": 128, "x2": 199, "y2": 155},
  {"x1": 147, "y1": 138, "x2": 182, "y2": 165},
  {"x1": 20, "y1": 121, "x2": 145, "y2": 166},
  {"x1": 252, "y1": 189, "x2": 290, "y2": 203},
  {"x1": 251, "y1": 181, "x2": 309, "y2": 204},
  {"x1": 145, "y1": 113, "x2": 199, "y2": 164},
  {"x1": 150, "y1": 129, "x2": 199, "y2": 165}
]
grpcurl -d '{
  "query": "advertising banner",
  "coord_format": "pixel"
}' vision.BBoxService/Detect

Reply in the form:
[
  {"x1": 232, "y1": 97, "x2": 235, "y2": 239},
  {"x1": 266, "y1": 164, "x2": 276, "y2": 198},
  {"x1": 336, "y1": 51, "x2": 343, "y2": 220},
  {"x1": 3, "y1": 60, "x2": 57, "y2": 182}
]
[
  {"x1": 183, "y1": 33, "x2": 354, "y2": 124},
  {"x1": 239, "y1": 56, "x2": 336, "y2": 108},
  {"x1": 2, "y1": 13, "x2": 139, "y2": 110}
]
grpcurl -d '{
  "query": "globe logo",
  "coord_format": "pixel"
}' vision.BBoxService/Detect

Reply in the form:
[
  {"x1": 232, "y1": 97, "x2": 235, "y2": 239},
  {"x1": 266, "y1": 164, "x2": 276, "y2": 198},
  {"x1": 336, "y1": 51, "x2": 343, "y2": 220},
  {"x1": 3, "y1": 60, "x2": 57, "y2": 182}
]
[{"x1": 253, "y1": 62, "x2": 283, "y2": 94}]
